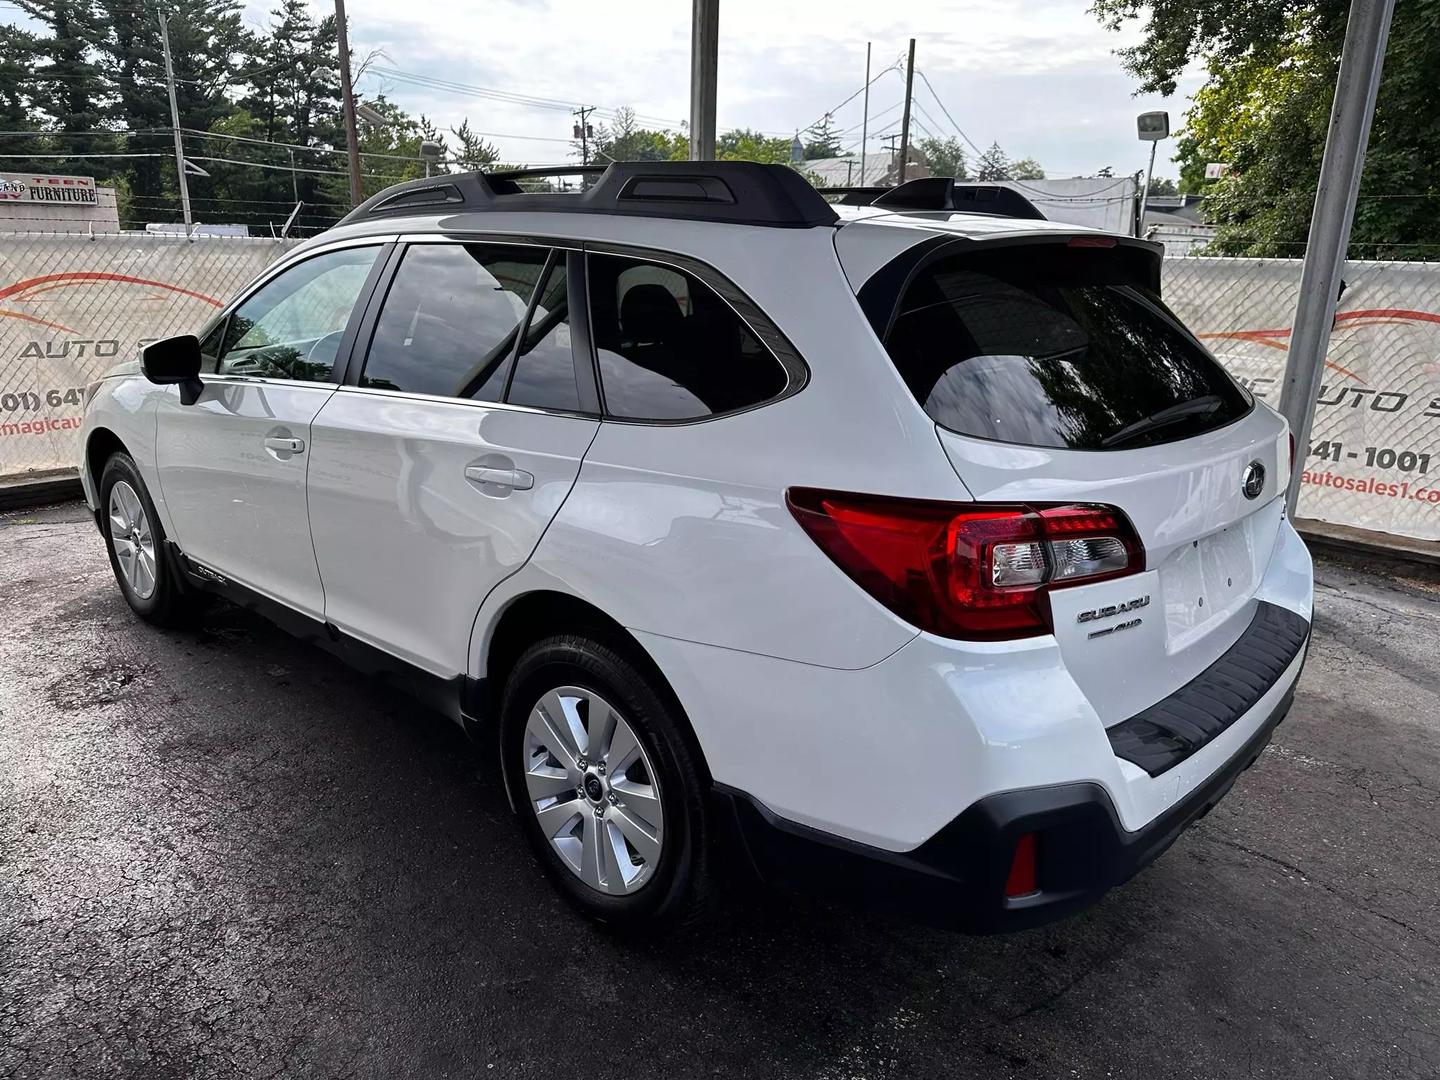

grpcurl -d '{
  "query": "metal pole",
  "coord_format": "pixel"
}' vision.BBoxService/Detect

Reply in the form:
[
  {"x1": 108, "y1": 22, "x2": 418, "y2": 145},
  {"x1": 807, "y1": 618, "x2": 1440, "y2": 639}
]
[
  {"x1": 860, "y1": 42, "x2": 871, "y2": 185},
  {"x1": 1278, "y1": 0, "x2": 1396, "y2": 515},
  {"x1": 333, "y1": 0, "x2": 364, "y2": 206},
  {"x1": 1137, "y1": 140, "x2": 1157, "y2": 238},
  {"x1": 157, "y1": 9, "x2": 192, "y2": 236},
  {"x1": 288, "y1": 147, "x2": 299, "y2": 203},
  {"x1": 688, "y1": 0, "x2": 718, "y2": 160},
  {"x1": 898, "y1": 38, "x2": 915, "y2": 183}
]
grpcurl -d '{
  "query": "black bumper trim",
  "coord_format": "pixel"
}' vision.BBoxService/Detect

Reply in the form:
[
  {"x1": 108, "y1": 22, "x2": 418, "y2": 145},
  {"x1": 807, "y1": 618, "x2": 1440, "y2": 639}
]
[
  {"x1": 715, "y1": 645, "x2": 1304, "y2": 933},
  {"x1": 1107, "y1": 601, "x2": 1310, "y2": 777}
]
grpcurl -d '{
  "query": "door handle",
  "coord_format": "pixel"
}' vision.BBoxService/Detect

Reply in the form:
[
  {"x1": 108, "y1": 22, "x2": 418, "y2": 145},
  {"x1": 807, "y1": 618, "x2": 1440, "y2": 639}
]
[
  {"x1": 465, "y1": 465, "x2": 534, "y2": 491},
  {"x1": 264, "y1": 436, "x2": 305, "y2": 454}
]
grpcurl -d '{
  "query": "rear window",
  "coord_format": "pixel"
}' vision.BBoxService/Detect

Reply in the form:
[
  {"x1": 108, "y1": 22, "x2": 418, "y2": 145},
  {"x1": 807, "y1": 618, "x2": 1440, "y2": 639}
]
[{"x1": 883, "y1": 247, "x2": 1251, "y2": 450}]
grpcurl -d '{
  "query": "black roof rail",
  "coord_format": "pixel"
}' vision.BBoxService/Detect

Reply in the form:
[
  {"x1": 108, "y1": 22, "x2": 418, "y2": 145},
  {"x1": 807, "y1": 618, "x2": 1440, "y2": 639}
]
[
  {"x1": 871, "y1": 178, "x2": 1047, "y2": 220},
  {"x1": 339, "y1": 160, "x2": 840, "y2": 228}
]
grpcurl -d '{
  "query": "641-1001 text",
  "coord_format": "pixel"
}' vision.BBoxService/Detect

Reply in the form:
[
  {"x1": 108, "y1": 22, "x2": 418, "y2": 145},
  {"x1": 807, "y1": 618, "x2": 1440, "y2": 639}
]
[
  {"x1": 1310, "y1": 440, "x2": 1432, "y2": 474},
  {"x1": 0, "y1": 387, "x2": 86, "y2": 413}
]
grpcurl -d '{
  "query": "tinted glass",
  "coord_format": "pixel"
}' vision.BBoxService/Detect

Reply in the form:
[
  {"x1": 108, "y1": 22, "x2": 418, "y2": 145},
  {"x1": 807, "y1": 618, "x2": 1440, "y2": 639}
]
[
  {"x1": 587, "y1": 254, "x2": 787, "y2": 421},
  {"x1": 217, "y1": 246, "x2": 379, "y2": 381},
  {"x1": 884, "y1": 248, "x2": 1250, "y2": 449},
  {"x1": 506, "y1": 259, "x2": 581, "y2": 412},
  {"x1": 361, "y1": 243, "x2": 549, "y2": 399}
]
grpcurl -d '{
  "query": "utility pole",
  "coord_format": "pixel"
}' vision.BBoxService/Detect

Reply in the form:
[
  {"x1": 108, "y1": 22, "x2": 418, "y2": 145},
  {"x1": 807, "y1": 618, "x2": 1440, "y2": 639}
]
[
  {"x1": 333, "y1": 0, "x2": 363, "y2": 207},
  {"x1": 157, "y1": 8, "x2": 192, "y2": 236},
  {"x1": 1278, "y1": 0, "x2": 1396, "y2": 514},
  {"x1": 688, "y1": 0, "x2": 718, "y2": 160},
  {"x1": 860, "y1": 42, "x2": 871, "y2": 185},
  {"x1": 898, "y1": 38, "x2": 916, "y2": 184},
  {"x1": 573, "y1": 105, "x2": 596, "y2": 165}
]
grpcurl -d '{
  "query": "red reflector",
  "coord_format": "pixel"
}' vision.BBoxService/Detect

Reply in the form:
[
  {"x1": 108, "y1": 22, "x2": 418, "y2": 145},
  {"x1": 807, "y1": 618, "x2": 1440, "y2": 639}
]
[
  {"x1": 1005, "y1": 833, "x2": 1038, "y2": 898},
  {"x1": 1067, "y1": 235, "x2": 1118, "y2": 248}
]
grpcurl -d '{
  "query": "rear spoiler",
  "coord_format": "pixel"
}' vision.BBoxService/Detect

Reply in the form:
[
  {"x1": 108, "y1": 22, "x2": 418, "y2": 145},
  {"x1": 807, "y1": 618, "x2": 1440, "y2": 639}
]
[{"x1": 853, "y1": 232, "x2": 1165, "y2": 342}]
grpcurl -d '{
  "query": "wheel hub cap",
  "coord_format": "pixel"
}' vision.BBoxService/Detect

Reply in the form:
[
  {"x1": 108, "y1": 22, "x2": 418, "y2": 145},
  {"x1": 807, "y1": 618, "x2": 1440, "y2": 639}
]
[
  {"x1": 108, "y1": 480, "x2": 157, "y2": 601},
  {"x1": 521, "y1": 686, "x2": 665, "y2": 895}
]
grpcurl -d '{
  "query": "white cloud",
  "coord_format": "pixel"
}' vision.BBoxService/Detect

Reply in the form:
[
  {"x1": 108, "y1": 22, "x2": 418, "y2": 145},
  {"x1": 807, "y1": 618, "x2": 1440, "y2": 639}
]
[{"x1": 240, "y1": 0, "x2": 1199, "y2": 177}]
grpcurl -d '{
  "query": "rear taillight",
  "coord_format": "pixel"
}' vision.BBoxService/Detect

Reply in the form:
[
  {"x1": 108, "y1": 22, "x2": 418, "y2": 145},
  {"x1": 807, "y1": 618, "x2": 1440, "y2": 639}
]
[{"x1": 786, "y1": 489, "x2": 1144, "y2": 641}]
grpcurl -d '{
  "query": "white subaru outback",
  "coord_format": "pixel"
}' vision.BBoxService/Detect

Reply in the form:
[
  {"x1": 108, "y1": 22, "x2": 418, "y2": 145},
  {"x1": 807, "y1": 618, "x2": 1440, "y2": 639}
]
[{"x1": 80, "y1": 162, "x2": 1312, "y2": 935}]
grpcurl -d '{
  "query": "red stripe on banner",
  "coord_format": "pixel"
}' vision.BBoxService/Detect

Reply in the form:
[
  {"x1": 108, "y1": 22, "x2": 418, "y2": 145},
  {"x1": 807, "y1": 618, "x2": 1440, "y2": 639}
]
[
  {"x1": 0, "y1": 308, "x2": 82, "y2": 334},
  {"x1": 0, "y1": 272, "x2": 222, "y2": 307}
]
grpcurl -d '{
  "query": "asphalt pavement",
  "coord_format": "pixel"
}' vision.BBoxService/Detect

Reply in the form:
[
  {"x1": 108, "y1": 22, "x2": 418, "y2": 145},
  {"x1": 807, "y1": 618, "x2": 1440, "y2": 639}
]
[{"x1": 2, "y1": 500, "x2": 1437, "y2": 1079}]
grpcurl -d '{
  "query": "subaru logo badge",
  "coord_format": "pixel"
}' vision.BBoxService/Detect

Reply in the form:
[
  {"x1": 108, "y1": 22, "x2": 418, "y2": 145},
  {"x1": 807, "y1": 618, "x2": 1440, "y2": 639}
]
[{"x1": 1242, "y1": 461, "x2": 1266, "y2": 500}]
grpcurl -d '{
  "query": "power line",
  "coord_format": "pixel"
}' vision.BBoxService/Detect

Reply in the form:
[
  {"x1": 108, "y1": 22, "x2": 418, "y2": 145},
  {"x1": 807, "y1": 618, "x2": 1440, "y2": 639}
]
[{"x1": 914, "y1": 69, "x2": 986, "y2": 158}]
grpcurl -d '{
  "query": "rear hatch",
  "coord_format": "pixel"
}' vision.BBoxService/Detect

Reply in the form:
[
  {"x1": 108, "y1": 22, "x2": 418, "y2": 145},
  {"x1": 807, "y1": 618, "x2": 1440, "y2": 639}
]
[{"x1": 870, "y1": 236, "x2": 1289, "y2": 725}]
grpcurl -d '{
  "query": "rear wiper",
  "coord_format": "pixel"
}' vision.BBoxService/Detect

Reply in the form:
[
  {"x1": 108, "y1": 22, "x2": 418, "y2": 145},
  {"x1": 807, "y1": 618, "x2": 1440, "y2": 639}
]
[{"x1": 1100, "y1": 394, "x2": 1224, "y2": 448}]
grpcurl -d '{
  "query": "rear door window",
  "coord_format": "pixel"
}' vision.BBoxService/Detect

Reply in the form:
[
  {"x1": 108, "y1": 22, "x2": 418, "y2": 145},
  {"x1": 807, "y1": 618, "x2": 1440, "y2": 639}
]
[
  {"x1": 360, "y1": 242, "x2": 550, "y2": 400},
  {"x1": 883, "y1": 247, "x2": 1251, "y2": 449}
]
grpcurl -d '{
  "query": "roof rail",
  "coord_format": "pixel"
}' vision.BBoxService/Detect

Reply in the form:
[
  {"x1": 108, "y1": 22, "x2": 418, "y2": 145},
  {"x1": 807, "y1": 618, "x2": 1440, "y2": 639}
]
[
  {"x1": 871, "y1": 178, "x2": 1047, "y2": 220},
  {"x1": 338, "y1": 160, "x2": 840, "y2": 228}
]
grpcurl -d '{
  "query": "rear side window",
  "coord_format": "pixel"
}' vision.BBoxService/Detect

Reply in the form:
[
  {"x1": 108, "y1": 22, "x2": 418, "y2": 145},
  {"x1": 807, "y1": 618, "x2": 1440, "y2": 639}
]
[
  {"x1": 360, "y1": 242, "x2": 549, "y2": 400},
  {"x1": 587, "y1": 253, "x2": 787, "y2": 421},
  {"x1": 883, "y1": 247, "x2": 1251, "y2": 449}
]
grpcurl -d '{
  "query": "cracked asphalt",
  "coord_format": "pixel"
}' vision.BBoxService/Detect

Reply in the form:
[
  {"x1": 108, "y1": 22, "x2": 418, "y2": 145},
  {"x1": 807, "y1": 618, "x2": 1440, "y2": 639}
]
[{"x1": 2, "y1": 500, "x2": 1437, "y2": 1079}]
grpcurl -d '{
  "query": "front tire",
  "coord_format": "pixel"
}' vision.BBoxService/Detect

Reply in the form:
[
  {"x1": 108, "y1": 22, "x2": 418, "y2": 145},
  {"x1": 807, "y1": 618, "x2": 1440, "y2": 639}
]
[
  {"x1": 500, "y1": 633, "x2": 716, "y2": 936},
  {"x1": 99, "y1": 452, "x2": 205, "y2": 627}
]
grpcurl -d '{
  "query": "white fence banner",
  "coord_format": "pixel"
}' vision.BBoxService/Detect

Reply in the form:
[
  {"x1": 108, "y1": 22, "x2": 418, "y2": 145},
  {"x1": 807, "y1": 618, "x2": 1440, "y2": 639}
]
[
  {"x1": 1164, "y1": 257, "x2": 1440, "y2": 542},
  {"x1": 1, "y1": 234, "x2": 1437, "y2": 543},
  {"x1": 0, "y1": 232, "x2": 295, "y2": 478}
]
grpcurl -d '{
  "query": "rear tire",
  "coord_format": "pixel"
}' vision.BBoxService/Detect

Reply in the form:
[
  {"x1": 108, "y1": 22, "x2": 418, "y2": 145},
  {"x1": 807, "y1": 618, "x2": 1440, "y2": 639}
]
[
  {"x1": 99, "y1": 452, "x2": 207, "y2": 627},
  {"x1": 500, "y1": 633, "x2": 717, "y2": 936}
]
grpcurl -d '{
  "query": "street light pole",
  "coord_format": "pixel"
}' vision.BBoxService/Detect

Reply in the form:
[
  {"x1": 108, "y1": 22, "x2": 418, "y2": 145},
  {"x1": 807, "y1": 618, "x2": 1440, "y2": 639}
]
[
  {"x1": 1138, "y1": 139, "x2": 1157, "y2": 237},
  {"x1": 688, "y1": 0, "x2": 718, "y2": 160},
  {"x1": 157, "y1": 8, "x2": 192, "y2": 236},
  {"x1": 333, "y1": 0, "x2": 364, "y2": 206},
  {"x1": 1278, "y1": 0, "x2": 1396, "y2": 514}
]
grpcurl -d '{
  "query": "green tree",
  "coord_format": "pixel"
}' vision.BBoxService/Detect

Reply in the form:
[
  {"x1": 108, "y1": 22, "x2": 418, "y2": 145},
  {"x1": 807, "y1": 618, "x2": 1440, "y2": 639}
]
[
  {"x1": 974, "y1": 142, "x2": 1009, "y2": 181},
  {"x1": 916, "y1": 136, "x2": 968, "y2": 179},
  {"x1": 802, "y1": 113, "x2": 844, "y2": 159},
  {"x1": 0, "y1": 24, "x2": 48, "y2": 176},
  {"x1": 717, "y1": 127, "x2": 792, "y2": 164},
  {"x1": 1092, "y1": 0, "x2": 1440, "y2": 258},
  {"x1": 591, "y1": 107, "x2": 685, "y2": 163},
  {"x1": 1009, "y1": 157, "x2": 1045, "y2": 180},
  {"x1": 1148, "y1": 176, "x2": 1179, "y2": 196}
]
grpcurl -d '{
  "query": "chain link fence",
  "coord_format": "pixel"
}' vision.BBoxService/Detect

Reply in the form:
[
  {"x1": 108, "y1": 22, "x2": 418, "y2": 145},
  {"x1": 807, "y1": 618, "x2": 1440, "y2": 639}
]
[
  {"x1": 1164, "y1": 256, "x2": 1440, "y2": 541},
  {"x1": 0, "y1": 231, "x2": 298, "y2": 477},
  {"x1": 1, "y1": 230, "x2": 1436, "y2": 541}
]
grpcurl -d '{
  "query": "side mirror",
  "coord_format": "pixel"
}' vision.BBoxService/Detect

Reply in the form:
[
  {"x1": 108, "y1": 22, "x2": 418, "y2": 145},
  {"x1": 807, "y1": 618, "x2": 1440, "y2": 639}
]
[{"x1": 141, "y1": 334, "x2": 204, "y2": 406}]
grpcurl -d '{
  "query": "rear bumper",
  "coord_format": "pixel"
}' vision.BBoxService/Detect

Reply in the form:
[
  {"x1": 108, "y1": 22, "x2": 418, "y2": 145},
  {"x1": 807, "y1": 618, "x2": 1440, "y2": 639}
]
[{"x1": 717, "y1": 661, "x2": 1301, "y2": 932}]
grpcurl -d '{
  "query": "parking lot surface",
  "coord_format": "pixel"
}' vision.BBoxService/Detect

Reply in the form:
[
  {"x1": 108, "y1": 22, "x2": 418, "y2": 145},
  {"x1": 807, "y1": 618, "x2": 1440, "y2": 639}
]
[{"x1": 2, "y1": 500, "x2": 1437, "y2": 1079}]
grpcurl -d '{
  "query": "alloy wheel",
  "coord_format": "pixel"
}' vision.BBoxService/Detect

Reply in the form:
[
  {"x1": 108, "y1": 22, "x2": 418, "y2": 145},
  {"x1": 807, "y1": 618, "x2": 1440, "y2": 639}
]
[
  {"x1": 522, "y1": 685, "x2": 665, "y2": 895},
  {"x1": 108, "y1": 480, "x2": 157, "y2": 601}
]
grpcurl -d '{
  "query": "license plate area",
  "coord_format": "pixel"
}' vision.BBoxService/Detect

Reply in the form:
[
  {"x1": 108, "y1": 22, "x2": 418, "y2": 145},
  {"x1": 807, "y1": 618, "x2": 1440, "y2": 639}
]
[{"x1": 1160, "y1": 522, "x2": 1261, "y2": 651}]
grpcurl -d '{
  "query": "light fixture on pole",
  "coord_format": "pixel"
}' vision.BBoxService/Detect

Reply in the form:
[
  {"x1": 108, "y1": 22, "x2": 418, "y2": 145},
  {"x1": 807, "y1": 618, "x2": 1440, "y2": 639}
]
[
  {"x1": 418, "y1": 139, "x2": 442, "y2": 178},
  {"x1": 1135, "y1": 110, "x2": 1169, "y2": 237}
]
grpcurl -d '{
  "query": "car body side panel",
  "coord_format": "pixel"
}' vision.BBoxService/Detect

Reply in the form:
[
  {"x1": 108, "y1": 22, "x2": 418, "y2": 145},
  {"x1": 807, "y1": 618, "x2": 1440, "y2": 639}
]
[
  {"x1": 78, "y1": 376, "x2": 173, "y2": 533},
  {"x1": 516, "y1": 231, "x2": 974, "y2": 670}
]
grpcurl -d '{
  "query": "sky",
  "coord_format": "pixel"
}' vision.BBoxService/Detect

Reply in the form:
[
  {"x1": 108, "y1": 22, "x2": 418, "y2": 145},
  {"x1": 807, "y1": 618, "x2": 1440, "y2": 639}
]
[{"x1": 244, "y1": 0, "x2": 1201, "y2": 179}]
